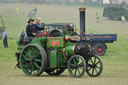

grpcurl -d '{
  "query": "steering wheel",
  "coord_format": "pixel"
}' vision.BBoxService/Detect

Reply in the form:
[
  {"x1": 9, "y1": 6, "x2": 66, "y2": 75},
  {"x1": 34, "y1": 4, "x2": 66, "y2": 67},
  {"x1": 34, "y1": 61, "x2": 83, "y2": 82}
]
[
  {"x1": 49, "y1": 30, "x2": 62, "y2": 37},
  {"x1": 37, "y1": 32, "x2": 47, "y2": 37}
]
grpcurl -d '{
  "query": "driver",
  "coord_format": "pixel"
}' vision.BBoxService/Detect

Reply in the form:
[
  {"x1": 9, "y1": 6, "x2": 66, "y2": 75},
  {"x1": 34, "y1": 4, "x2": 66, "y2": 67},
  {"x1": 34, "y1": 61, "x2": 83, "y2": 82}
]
[
  {"x1": 64, "y1": 24, "x2": 73, "y2": 35},
  {"x1": 26, "y1": 18, "x2": 36, "y2": 40}
]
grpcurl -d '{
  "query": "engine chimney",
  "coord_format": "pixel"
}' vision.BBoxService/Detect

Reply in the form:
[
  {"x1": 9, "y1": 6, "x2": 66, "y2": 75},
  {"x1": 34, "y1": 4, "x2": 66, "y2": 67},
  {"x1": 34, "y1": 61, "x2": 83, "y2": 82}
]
[{"x1": 79, "y1": 8, "x2": 86, "y2": 40}]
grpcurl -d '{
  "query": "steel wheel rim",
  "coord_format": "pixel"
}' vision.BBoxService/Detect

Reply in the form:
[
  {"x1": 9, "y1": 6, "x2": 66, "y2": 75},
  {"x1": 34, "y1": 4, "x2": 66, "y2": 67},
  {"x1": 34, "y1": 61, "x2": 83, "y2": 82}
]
[
  {"x1": 86, "y1": 55, "x2": 103, "y2": 77},
  {"x1": 20, "y1": 45, "x2": 42, "y2": 76},
  {"x1": 46, "y1": 68, "x2": 65, "y2": 75},
  {"x1": 68, "y1": 55, "x2": 86, "y2": 77}
]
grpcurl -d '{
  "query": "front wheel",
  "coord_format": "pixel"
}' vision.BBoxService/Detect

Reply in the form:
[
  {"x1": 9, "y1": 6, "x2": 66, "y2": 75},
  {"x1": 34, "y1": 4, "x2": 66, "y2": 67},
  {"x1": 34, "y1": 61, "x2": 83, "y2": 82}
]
[
  {"x1": 68, "y1": 55, "x2": 86, "y2": 78},
  {"x1": 86, "y1": 55, "x2": 103, "y2": 77}
]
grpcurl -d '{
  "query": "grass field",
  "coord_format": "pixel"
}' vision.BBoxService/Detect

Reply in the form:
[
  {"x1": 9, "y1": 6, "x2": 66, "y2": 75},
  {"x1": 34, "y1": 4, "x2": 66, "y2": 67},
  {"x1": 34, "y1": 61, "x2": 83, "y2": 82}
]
[{"x1": 0, "y1": 3, "x2": 128, "y2": 85}]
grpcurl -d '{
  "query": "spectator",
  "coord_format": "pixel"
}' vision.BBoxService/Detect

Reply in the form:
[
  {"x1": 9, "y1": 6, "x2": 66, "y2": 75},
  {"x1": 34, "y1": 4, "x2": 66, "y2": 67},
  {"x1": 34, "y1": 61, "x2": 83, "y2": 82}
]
[
  {"x1": 121, "y1": 15, "x2": 126, "y2": 27},
  {"x1": 96, "y1": 11, "x2": 100, "y2": 23},
  {"x1": 19, "y1": 30, "x2": 26, "y2": 43},
  {"x1": 16, "y1": 7, "x2": 19, "y2": 16},
  {"x1": 2, "y1": 29, "x2": 8, "y2": 48}
]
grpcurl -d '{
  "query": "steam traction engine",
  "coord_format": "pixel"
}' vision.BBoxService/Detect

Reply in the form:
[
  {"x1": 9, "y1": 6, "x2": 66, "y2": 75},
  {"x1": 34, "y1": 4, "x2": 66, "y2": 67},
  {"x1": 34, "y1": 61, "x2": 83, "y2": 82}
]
[{"x1": 16, "y1": 8, "x2": 103, "y2": 77}]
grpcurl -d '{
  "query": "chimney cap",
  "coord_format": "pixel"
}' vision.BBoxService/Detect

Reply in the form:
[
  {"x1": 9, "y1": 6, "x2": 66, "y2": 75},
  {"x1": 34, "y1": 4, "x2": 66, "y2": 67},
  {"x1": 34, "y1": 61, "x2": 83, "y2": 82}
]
[{"x1": 79, "y1": 8, "x2": 86, "y2": 12}]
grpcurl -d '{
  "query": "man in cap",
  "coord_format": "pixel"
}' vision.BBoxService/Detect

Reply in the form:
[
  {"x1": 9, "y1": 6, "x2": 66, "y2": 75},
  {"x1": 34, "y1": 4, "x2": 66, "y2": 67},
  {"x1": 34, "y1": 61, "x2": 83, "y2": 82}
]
[
  {"x1": 26, "y1": 18, "x2": 36, "y2": 40},
  {"x1": 35, "y1": 17, "x2": 44, "y2": 34},
  {"x1": 2, "y1": 29, "x2": 8, "y2": 48}
]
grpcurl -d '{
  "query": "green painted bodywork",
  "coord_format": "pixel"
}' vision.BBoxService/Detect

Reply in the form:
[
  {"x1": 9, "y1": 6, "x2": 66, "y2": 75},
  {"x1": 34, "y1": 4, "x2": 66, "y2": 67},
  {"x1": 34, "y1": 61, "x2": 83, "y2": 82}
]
[
  {"x1": 17, "y1": 35, "x2": 75, "y2": 69},
  {"x1": 65, "y1": 42, "x2": 75, "y2": 57},
  {"x1": 47, "y1": 37, "x2": 64, "y2": 48},
  {"x1": 50, "y1": 49, "x2": 65, "y2": 68},
  {"x1": 50, "y1": 50, "x2": 57, "y2": 68},
  {"x1": 57, "y1": 50, "x2": 65, "y2": 67},
  {"x1": 31, "y1": 36, "x2": 47, "y2": 47},
  {"x1": 31, "y1": 37, "x2": 41, "y2": 45}
]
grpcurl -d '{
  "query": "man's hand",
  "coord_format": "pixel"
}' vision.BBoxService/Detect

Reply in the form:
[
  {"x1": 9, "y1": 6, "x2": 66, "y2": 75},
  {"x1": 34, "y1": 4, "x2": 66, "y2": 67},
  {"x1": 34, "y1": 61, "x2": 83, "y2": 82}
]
[
  {"x1": 40, "y1": 31, "x2": 44, "y2": 33},
  {"x1": 32, "y1": 33, "x2": 36, "y2": 36},
  {"x1": 44, "y1": 27, "x2": 48, "y2": 32}
]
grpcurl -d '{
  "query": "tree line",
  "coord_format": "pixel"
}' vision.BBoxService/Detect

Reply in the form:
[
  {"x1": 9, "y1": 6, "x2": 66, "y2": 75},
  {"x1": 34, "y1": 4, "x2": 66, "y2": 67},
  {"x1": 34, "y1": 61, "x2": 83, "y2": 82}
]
[
  {"x1": 0, "y1": 0, "x2": 127, "y2": 6},
  {"x1": 0, "y1": 0, "x2": 103, "y2": 5}
]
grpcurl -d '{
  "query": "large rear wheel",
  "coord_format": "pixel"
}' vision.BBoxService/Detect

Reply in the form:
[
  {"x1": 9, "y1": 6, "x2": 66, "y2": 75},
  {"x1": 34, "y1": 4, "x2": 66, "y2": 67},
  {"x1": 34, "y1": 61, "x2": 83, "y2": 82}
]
[
  {"x1": 20, "y1": 44, "x2": 47, "y2": 76},
  {"x1": 45, "y1": 68, "x2": 65, "y2": 76},
  {"x1": 68, "y1": 55, "x2": 86, "y2": 78}
]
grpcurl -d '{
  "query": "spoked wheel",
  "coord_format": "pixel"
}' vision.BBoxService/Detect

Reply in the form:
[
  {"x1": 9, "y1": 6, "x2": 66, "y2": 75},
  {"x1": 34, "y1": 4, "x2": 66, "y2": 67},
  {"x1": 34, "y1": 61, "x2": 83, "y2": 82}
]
[
  {"x1": 86, "y1": 55, "x2": 103, "y2": 77},
  {"x1": 20, "y1": 44, "x2": 47, "y2": 76},
  {"x1": 68, "y1": 55, "x2": 86, "y2": 78},
  {"x1": 45, "y1": 68, "x2": 65, "y2": 76}
]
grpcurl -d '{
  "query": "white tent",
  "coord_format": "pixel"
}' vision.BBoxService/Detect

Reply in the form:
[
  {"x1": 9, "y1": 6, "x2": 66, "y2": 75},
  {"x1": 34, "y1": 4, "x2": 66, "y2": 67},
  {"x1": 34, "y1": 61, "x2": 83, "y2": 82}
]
[{"x1": 103, "y1": 0, "x2": 110, "y2": 4}]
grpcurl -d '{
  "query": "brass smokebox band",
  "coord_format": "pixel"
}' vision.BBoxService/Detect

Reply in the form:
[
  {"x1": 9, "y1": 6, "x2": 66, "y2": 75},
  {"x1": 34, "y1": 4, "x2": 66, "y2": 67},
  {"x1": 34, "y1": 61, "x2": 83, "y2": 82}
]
[{"x1": 79, "y1": 8, "x2": 86, "y2": 12}]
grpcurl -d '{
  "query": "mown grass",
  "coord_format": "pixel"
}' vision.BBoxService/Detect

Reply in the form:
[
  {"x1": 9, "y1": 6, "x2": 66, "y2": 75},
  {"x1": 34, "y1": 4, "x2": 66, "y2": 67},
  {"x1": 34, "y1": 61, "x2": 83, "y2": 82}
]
[{"x1": 0, "y1": 3, "x2": 128, "y2": 85}]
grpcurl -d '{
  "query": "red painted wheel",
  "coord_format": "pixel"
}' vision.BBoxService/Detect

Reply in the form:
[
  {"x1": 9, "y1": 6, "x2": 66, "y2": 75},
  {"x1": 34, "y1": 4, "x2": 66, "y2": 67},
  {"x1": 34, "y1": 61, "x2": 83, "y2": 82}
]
[
  {"x1": 97, "y1": 46, "x2": 103, "y2": 54},
  {"x1": 94, "y1": 43, "x2": 106, "y2": 56}
]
